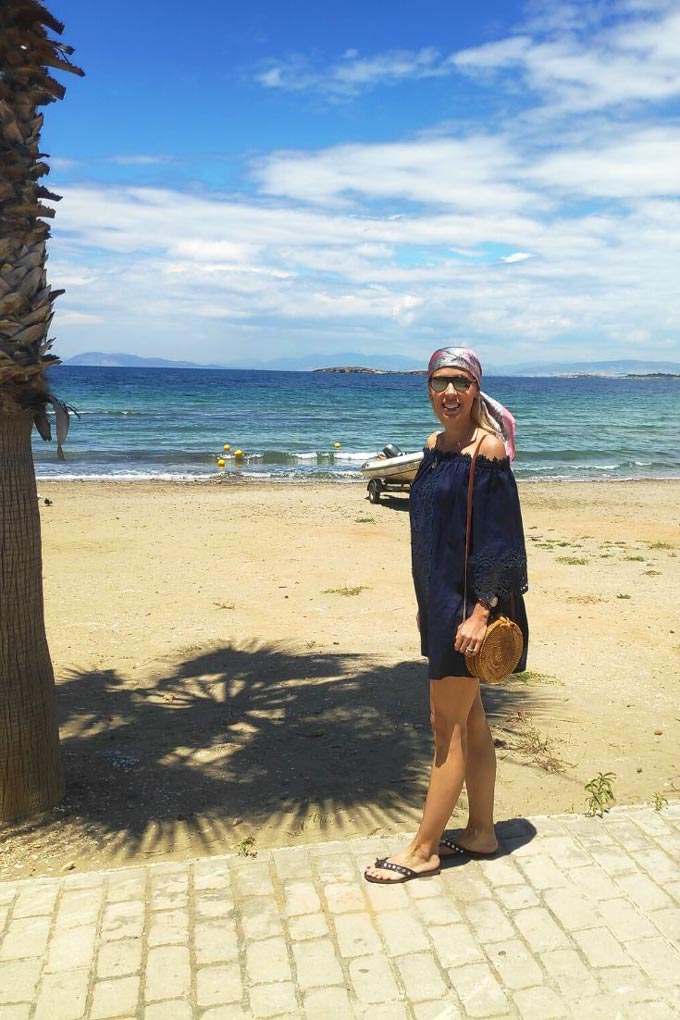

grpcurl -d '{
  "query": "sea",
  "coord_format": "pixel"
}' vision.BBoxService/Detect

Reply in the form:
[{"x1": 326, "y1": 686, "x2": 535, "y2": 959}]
[{"x1": 32, "y1": 366, "x2": 680, "y2": 484}]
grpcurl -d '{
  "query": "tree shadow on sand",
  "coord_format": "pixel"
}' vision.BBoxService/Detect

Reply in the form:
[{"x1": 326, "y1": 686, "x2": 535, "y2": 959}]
[{"x1": 1, "y1": 641, "x2": 551, "y2": 871}]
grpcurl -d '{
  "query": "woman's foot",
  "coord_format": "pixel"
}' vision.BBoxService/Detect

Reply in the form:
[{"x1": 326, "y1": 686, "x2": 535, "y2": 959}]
[
  {"x1": 439, "y1": 826, "x2": 498, "y2": 857},
  {"x1": 364, "y1": 848, "x2": 440, "y2": 884}
]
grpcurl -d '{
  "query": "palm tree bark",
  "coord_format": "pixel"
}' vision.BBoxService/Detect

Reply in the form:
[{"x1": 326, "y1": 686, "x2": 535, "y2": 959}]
[
  {"x1": 0, "y1": 411, "x2": 63, "y2": 818},
  {"x1": 0, "y1": 2, "x2": 83, "y2": 820}
]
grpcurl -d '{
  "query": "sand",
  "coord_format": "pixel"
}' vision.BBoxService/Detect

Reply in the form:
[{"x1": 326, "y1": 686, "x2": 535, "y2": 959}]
[{"x1": 2, "y1": 478, "x2": 678, "y2": 879}]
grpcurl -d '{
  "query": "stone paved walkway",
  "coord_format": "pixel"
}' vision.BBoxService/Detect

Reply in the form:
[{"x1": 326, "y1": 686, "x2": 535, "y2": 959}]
[{"x1": 1, "y1": 804, "x2": 679, "y2": 1020}]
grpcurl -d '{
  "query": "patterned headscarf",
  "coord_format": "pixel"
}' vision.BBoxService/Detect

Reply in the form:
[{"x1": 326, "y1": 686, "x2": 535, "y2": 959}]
[{"x1": 427, "y1": 346, "x2": 517, "y2": 461}]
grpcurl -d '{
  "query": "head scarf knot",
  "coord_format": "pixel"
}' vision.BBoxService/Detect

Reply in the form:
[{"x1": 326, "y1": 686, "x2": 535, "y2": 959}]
[{"x1": 427, "y1": 346, "x2": 517, "y2": 460}]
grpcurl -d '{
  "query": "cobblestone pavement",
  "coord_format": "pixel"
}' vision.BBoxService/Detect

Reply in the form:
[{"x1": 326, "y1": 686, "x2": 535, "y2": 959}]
[{"x1": 1, "y1": 804, "x2": 679, "y2": 1020}]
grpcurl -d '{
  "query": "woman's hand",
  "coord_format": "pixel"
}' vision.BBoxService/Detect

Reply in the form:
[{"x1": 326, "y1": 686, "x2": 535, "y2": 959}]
[{"x1": 454, "y1": 604, "x2": 489, "y2": 656}]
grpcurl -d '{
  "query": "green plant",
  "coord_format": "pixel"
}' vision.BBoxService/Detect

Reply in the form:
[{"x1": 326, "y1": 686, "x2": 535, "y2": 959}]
[
  {"x1": 236, "y1": 836, "x2": 257, "y2": 857},
  {"x1": 647, "y1": 541, "x2": 672, "y2": 550},
  {"x1": 624, "y1": 555, "x2": 645, "y2": 562},
  {"x1": 644, "y1": 570, "x2": 661, "y2": 577},
  {"x1": 616, "y1": 593, "x2": 631, "y2": 600},
  {"x1": 556, "y1": 556, "x2": 588, "y2": 565},
  {"x1": 585, "y1": 771, "x2": 616, "y2": 816},
  {"x1": 354, "y1": 517, "x2": 375, "y2": 524},
  {"x1": 653, "y1": 792, "x2": 669, "y2": 812},
  {"x1": 214, "y1": 601, "x2": 235, "y2": 610},
  {"x1": 323, "y1": 585, "x2": 368, "y2": 596}
]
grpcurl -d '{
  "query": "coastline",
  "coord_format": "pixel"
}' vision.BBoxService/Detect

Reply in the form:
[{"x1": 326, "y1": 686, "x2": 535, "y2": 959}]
[{"x1": 3, "y1": 477, "x2": 678, "y2": 879}]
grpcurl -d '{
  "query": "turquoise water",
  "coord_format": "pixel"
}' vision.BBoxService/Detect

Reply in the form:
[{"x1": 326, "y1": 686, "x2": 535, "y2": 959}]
[{"x1": 32, "y1": 366, "x2": 680, "y2": 482}]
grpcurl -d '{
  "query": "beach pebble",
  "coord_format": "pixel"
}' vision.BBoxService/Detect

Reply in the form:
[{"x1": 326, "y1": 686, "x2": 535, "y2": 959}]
[
  {"x1": 654, "y1": 729, "x2": 663, "y2": 735},
  {"x1": 62, "y1": 861, "x2": 76, "y2": 872}
]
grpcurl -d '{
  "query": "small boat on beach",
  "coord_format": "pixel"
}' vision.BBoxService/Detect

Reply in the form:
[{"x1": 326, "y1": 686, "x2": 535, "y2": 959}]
[{"x1": 361, "y1": 444, "x2": 423, "y2": 503}]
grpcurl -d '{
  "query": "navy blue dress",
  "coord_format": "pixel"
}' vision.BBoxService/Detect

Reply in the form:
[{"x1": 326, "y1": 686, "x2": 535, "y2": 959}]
[{"x1": 410, "y1": 445, "x2": 529, "y2": 680}]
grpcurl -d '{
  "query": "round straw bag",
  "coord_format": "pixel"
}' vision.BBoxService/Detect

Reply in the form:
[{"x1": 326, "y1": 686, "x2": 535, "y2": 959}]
[{"x1": 468, "y1": 615, "x2": 523, "y2": 685}]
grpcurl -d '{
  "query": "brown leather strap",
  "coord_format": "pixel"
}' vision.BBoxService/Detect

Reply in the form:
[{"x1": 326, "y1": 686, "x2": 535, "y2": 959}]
[{"x1": 463, "y1": 432, "x2": 486, "y2": 620}]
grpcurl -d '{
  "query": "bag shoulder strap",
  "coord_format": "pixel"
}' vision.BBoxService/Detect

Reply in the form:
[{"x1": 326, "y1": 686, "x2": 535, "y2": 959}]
[{"x1": 463, "y1": 432, "x2": 486, "y2": 619}]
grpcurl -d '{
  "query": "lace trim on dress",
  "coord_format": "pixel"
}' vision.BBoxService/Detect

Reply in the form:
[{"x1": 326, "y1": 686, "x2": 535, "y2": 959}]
[{"x1": 469, "y1": 548, "x2": 529, "y2": 601}]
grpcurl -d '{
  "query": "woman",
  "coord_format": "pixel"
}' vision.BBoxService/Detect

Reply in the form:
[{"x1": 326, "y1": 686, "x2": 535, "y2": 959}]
[{"x1": 365, "y1": 347, "x2": 528, "y2": 884}]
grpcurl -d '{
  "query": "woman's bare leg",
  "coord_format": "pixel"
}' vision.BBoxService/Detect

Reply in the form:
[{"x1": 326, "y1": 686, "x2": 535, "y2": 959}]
[
  {"x1": 449, "y1": 687, "x2": 498, "y2": 853},
  {"x1": 364, "y1": 675, "x2": 478, "y2": 882}
]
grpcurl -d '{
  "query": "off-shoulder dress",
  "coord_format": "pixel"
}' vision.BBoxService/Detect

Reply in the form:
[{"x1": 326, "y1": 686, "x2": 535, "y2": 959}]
[{"x1": 410, "y1": 445, "x2": 529, "y2": 680}]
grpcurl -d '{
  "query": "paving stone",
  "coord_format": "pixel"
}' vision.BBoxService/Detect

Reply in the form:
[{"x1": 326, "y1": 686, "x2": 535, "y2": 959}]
[
  {"x1": 494, "y1": 885, "x2": 540, "y2": 911},
  {"x1": 144, "y1": 946, "x2": 191, "y2": 1001},
  {"x1": 249, "y1": 981, "x2": 298, "y2": 1018},
  {"x1": 33, "y1": 969, "x2": 90, "y2": 1020},
  {"x1": 12, "y1": 884, "x2": 59, "y2": 920},
  {"x1": 324, "y1": 881, "x2": 367, "y2": 914},
  {"x1": 541, "y1": 948, "x2": 599, "y2": 997},
  {"x1": 537, "y1": 835, "x2": 592, "y2": 867},
  {"x1": 446, "y1": 961, "x2": 509, "y2": 1018},
  {"x1": 606, "y1": 818, "x2": 654, "y2": 851},
  {"x1": 479, "y1": 856, "x2": 525, "y2": 886},
  {"x1": 623, "y1": 937, "x2": 680, "y2": 985},
  {"x1": 231, "y1": 862, "x2": 275, "y2": 899},
  {"x1": 0, "y1": 888, "x2": 17, "y2": 907},
  {"x1": 543, "y1": 887, "x2": 600, "y2": 930},
  {"x1": 192, "y1": 858, "x2": 232, "y2": 891},
  {"x1": 286, "y1": 913, "x2": 329, "y2": 941},
  {"x1": 0, "y1": 959, "x2": 42, "y2": 1004},
  {"x1": 595, "y1": 897, "x2": 657, "y2": 940},
  {"x1": 588, "y1": 845, "x2": 639, "y2": 877},
  {"x1": 512, "y1": 907, "x2": 571, "y2": 953},
  {"x1": 623, "y1": 1002, "x2": 680, "y2": 1020},
  {"x1": 313, "y1": 853, "x2": 357, "y2": 883},
  {"x1": 517, "y1": 856, "x2": 570, "y2": 890},
  {"x1": 46, "y1": 924, "x2": 97, "y2": 973},
  {"x1": 376, "y1": 909, "x2": 430, "y2": 955},
  {"x1": 147, "y1": 908, "x2": 190, "y2": 946},
  {"x1": 240, "y1": 897, "x2": 283, "y2": 940},
  {"x1": 439, "y1": 873, "x2": 491, "y2": 904},
  {"x1": 566, "y1": 865, "x2": 620, "y2": 901},
  {"x1": 196, "y1": 963, "x2": 243, "y2": 1007},
  {"x1": 0, "y1": 1005, "x2": 31, "y2": 1020},
  {"x1": 348, "y1": 954, "x2": 400, "y2": 1005},
  {"x1": 513, "y1": 985, "x2": 568, "y2": 1019},
  {"x1": 273, "y1": 848, "x2": 312, "y2": 882},
  {"x1": 414, "y1": 895, "x2": 463, "y2": 926},
  {"x1": 100, "y1": 901, "x2": 145, "y2": 942},
  {"x1": 292, "y1": 938, "x2": 343, "y2": 990},
  {"x1": 56, "y1": 888, "x2": 104, "y2": 929},
  {"x1": 90, "y1": 975, "x2": 140, "y2": 1018},
  {"x1": 144, "y1": 1001, "x2": 193, "y2": 1020},
  {"x1": 96, "y1": 938, "x2": 143, "y2": 979},
  {"x1": 429, "y1": 923, "x2": 485, "y2": 968},
  {"x1": 412, "y1": 1002, "x2": 464, "y2": 1020},
  {"x1": 394, "y1": 952, "x2": 448, "y2": 1002},
  {"x1": 571, "y1": 927, "x2": 631, "y2": 967},
  {"x1": 302, "y1": 986, "x2": 357, "y2": 1020},
  {"x1": 485, "y1": 939, "x2": 543, "y2": 990},
  {"x1": 650, "y1": 906, "x2": 680, "y2": 941},
  {"x1": 194, "y1": 890, "x2": 235, "y2": 919},
  {"x1": 363, "y1": 1005, "x2": 412, "y2": 1020},
  {"x1": 463, "y1": 898, "x2": 516, "y2": 942},
  {"x1": 334, "y1": 912, "x2": 383, "y2": 957},
  {"x1": 364, "y1": 881, "x2": 410, "y2": 911},
  {"x1": 246, "y1": 936, "x2": 291, "y2": 984},
  {"x1": 194, "y1": 919, "x2": 239, "y2": 965},
  {"x1": 200, "y1": 1007, "x2": 250, "y2": 1020},
  {"x1": 106, "y1": 872, "x2": 147, "y2": 904},
  {"x1": 283, "y1": 880, "x2": 321, "y2": 917},
  {"x1": 615, "y1": 872, "x2": 674, "y2": 912},
  {"x1": 62, "y1": 871, "x2": 104, "y2": 890},
  {"x1": 406, "y1": 874, "x2": 445, "y2": 900},
  {"x1": 0, "y1": 915, "x2": 51, "y2": 960},
  {"x1": 149, "y1": 872, "x2": 189, "y2": 912}
]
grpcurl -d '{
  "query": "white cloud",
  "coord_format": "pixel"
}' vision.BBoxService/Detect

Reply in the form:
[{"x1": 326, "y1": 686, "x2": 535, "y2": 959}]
[{"x1": 501, "y1": 252, "x2": 533, "y2": 263}]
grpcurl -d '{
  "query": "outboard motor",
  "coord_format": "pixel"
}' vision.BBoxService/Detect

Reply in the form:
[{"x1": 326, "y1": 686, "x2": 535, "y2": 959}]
[{"x1": 382, "y1": 444, "x2": 404, "y2": 458}]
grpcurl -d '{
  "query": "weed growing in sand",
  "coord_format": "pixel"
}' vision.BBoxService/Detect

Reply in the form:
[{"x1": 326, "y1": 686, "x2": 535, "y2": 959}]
[
  {"x1": 585, "y1": 771, "x2": 616, "y2": 816},
  {"x1": 653, "y1": 792, "x2": 669, "y2": 812},
  {"x1": 323, "y1": 585, "x2": 369, "y2": 596},
  {"x1": 624, "y1": 555, "x2": 645, "y2": 562},
  {"x1": 354, "y1": 517, "x2": 376, "y2": 524},
  {"x1": 236, "y1": 836, "x2": 257, "y2": 857},
  {"x1": 503, "y1": 712, "x2": 567, "y2": 773},
  {"x1": 647, "y1": 541, "x2": 673, "y2": 550},
  {"x1": 556, "y1": 556, "x2": 588, "y2": 565},
  {"x1": 616, "y1": 593, "x2": 631, "y2": 599},
  {"x1": 511, "y1": 670, "x2": 561, "y2": 686},
  {"x1": 644, "y1": 570, "x2": 661, "y2": 577},
  {"x1": 214, "y1": 601, "x2": 236, "y2": 610}
]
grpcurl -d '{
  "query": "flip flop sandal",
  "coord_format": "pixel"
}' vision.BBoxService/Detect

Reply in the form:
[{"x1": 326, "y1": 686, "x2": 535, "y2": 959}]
[
  {"x1": 439, "y1": 838, "x2": 498, "y2": 859},
  {"x1": 364, "y1": 857, "x2": 441, "y2": 884}
]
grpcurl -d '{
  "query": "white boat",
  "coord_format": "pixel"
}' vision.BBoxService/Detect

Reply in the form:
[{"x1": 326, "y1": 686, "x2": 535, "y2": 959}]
[{"x1": 361, "y1": 445, "x2": 424, "y2": 503}]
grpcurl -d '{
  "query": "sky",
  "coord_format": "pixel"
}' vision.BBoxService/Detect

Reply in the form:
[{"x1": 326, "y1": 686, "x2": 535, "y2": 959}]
[{"x1": 42, "y1": 0, "x2": 680, "y2": 368}]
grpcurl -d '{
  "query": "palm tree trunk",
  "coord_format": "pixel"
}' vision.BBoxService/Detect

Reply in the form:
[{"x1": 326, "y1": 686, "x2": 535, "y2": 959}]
[{"x1": 0, "y1": 409, "x2": 63, "y2": 819}]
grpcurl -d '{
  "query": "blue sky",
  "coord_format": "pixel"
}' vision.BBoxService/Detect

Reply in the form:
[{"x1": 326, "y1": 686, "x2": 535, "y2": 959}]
[{"x1": 45, "y1": 0, "x2": 680, "y2": 367}]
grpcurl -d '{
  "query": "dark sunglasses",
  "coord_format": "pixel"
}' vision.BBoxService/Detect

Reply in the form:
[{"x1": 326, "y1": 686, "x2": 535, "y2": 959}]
[{"x1": 429, "y1": 375, "x2": 476, "y2": 394}]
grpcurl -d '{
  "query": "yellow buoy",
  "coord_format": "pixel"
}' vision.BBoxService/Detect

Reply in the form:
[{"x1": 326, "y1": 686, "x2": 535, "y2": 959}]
[
  {"x1": 234, "y1": 449, "x2": 244, "y2": 458},
  {"x1": 217, "y1": 458, "x2": 226, "y2": 468},
  {"x1": 333, "y1": 442, "x2": 341, "y2": 449},
  {"x1": 223, "y1": 443, "x2": 231, "y2": 452}
]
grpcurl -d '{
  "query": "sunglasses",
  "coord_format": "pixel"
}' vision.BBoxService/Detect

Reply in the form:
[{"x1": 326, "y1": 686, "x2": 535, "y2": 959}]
[{"x1": 429, "y1": 375, "x2": 476, "y2": 394}]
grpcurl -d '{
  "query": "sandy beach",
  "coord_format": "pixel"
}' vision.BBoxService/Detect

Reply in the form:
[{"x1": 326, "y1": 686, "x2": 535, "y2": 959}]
[{"x1": 2, "y1": 478, "x2": 678, "y2": 879}]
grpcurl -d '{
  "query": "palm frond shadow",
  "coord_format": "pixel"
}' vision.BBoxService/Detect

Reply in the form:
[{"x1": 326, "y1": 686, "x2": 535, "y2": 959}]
[{"x1": 2, "y1": 640, "x2": 547, "y2": 866}]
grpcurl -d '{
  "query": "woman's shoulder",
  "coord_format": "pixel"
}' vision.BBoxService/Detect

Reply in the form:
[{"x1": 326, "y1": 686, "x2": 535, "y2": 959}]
[
  {"x1": 476, "y1": 430, "x2": 506, "y2": 461},
  {"x1": 425, "y1": 430, "x2": 442, "y2": 450}
]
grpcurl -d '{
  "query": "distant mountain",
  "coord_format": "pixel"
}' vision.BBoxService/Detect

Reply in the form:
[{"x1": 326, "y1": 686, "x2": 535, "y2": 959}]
[
  {"x1": 492, "y1": 359, "x2": 680, "y2": 377},
  {"x1": 64, "y1": 352, "x2": 226, "y2": 369},
  {"x1": 255, "y1": 351, "x2": 424, "y2": 371}
]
